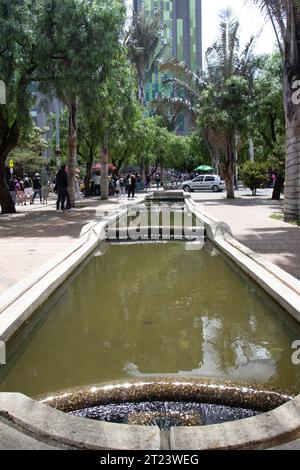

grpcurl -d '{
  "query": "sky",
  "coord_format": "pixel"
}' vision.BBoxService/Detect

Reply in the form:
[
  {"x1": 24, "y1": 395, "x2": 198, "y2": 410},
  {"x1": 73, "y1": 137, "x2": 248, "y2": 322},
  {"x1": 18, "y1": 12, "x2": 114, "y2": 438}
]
[{"x1": 125, "y1": 0, "x2": 277, "y2": 58}]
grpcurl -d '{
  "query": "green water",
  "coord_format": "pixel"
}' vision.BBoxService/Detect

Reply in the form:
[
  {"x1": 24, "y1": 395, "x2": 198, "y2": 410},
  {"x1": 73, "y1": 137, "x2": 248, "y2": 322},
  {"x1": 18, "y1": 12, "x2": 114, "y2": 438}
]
[{"x1": 1, "y1": 242, "x2": 300, "y2": 397}]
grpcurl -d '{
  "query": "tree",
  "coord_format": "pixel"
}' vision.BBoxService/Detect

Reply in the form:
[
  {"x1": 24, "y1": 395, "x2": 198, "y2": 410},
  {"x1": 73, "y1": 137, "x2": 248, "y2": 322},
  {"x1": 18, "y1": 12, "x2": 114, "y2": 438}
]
[
  {"x1": 251, "y1": 0, "x2": 300, "y2": 221},
  {"x1": 126, "y1": 8, "x2": 165, "y2": 104},
  {"x1": 197, "y1": 76, "x2": 250, "y2": 198},
  {"x1": 10, "y1": 126, "x2": 49, "y2": 176},
  {"x1": 160, "y1": 9, "x2": 255, "y2": 198},
  {"x1": 0, "y1": 0, "x2": 48, "y2": 213},
  {"x1": 241, "y1": 53, "x2": 285, "y2": 167},
  {"x1": 39, "y1": 0, "x2": 125, "y2": 207},
  {"x1": 240, "y1": 161, "x2": 269, "y2": 195}
]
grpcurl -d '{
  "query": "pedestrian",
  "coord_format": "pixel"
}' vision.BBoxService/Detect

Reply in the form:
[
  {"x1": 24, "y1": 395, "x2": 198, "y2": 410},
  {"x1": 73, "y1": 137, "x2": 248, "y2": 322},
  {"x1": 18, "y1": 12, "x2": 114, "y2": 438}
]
[
  {"x1": 116, "y1": 177, "x2": 121, "y2": 198},
  {"x1": 55, "y1": 164, "x2": 69, "y2": 211},
  {"x1": 15, "y1": 177, "x2": 24, "y2": 205},
  {"x1": 127, "y1": 173, "x2": 136, "y2": 199},
  {"x1": 8, "y1": 178, "x2": 16, "y2": 204},
  {"x1": 119, "y1": 174, "x2": 126, "y2": 198},
  {"x1": 145, "y1": 174, "x2": 151, "y2": 191},
  {"x1": 93, "y1": 172, "x2": 100, "y2": 196},
  {"x1": 23, "y1": 175, "x2": 33, "y2": 205},
  {"x1": 155, "y1": 174, "x2": 161, "y2": 190},
  {"x1": 32, "y1": 173, "x2": 42, "y2": 203}
]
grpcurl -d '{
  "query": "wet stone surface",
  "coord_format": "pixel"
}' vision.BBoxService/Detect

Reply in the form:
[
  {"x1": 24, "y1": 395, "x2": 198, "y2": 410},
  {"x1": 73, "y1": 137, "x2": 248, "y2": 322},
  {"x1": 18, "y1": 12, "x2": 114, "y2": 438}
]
[{"x1": 70, "y1": 401, "x2": 260, "y2": 430}]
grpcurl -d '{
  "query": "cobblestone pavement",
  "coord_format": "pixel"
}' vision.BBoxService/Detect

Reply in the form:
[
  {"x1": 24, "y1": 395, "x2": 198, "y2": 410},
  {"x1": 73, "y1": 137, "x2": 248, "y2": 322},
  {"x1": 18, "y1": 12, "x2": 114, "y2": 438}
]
[{"x1": 192, "y1": 189, "x2": 300, "y2": 280}]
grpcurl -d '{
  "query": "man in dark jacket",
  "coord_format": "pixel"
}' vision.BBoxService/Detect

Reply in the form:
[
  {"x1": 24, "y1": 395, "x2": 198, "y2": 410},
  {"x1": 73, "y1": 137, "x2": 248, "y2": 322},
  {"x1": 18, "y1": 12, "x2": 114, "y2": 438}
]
[
  {"x1": 55, "y1": 165, "x2": 70, "y2": 211},
  {"x1": 32, "y1": 173, "x2": 42, "y2": 203}
]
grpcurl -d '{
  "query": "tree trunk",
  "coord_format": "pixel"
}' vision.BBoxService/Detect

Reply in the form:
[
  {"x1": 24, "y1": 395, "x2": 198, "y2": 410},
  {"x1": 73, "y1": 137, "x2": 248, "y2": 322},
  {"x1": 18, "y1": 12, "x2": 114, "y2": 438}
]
[
  {"x1": 283, "y1": 5, "x2": 300, "y2": 222},
  {"x1": 224, "y1": 137, "x2": 235, "y2": 199},
  {"x1": 211, "y1": 147, "x2": 220, "y2": 173},
  {"x1": 67, "y1": 102, "x2": 77, "y2": 208},
  {"x1": 272, "y1": 175, "x2": 285, "y2": 200},
  {"x1": 84, "y1": 149, "x2": 93, "y2": 197},
  {"x1": 0, "y1": 163, "x2": 15, "y2": 214},
  {"x1": 284, "y1": 97, "x2": 300, "y2": 220},
  {"x1": 249, "y1": 137, "x2": 255, "y2": 162},
  {"x1": 0, "y1": 118, "x2": 19, "y2": 214},
  {"x1": 137, "y1": 73, "x2": 145, "y2": 105},
  {"x1": 160, "y1": 158, "x2": 165, "y2": 184},
  {"x1": 140, "y1": 156, "x2": 145, "y2": 183},
  {"x1": 101, "y1": 133, "x2": 109, "y2": 200}
]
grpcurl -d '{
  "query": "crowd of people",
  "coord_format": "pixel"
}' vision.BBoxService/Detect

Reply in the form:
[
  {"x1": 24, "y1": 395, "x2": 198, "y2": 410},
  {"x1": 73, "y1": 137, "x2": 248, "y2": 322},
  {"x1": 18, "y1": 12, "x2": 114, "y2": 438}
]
[
  {"x1": 5, "y1": 164, "x2": 202, "y2": 213},
  {"x1": 8, "y1": 173, "x2": 49, "y2": 206}
]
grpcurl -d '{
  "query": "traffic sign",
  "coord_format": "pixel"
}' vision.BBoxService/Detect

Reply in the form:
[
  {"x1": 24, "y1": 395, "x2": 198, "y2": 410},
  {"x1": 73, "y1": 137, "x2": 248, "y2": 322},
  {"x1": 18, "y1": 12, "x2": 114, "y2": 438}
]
[{"x1": 9, "y1": 159, "x2": 14, "y2": 168}]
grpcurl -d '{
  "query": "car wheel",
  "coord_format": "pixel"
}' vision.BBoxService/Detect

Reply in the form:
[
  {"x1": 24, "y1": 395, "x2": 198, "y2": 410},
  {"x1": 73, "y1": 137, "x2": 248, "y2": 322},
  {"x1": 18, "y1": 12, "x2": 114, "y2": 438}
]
[
  {"x1": 212, "y1": 185, "x2": 220, "y2": 193},
  {"x1": 183, "y1": 186, "x2": 191, "y2": 193}
]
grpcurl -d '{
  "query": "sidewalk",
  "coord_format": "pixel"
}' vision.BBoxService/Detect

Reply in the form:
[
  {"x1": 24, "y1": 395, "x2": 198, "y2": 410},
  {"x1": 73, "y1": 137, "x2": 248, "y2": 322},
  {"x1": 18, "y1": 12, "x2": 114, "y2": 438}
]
[
  {"x1": 1, "y1": 190, "x2": 299, "y2": 295},
  {"x1": 0, "y1": 196, "x2": 138, "y2": 295},
  {"x1": 192, "y1": 189, "x2": 300, "y2": 281}
]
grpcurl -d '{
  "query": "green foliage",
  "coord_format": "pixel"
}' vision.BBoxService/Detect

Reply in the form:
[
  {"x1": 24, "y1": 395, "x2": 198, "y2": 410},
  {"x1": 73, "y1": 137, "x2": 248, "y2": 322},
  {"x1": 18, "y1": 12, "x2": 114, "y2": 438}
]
[
  {"x1": 38, "y1": 0, "x2": 126, "y2": 105},
  {"x1": 10, "y1": 126, "x2": 49, "y2": 175},
  {"x1": 198, "y1": 76, "x2": 250, "y2": 137},
  {"x1": 126, "y1": 7, "x2": 166, "y2": 103},
  {"x1": 0, "y1": 0, "x2": 44, "y2": 129},
  {"x1": 240, "y1": 161, "x2": 269, "y2": 195}
]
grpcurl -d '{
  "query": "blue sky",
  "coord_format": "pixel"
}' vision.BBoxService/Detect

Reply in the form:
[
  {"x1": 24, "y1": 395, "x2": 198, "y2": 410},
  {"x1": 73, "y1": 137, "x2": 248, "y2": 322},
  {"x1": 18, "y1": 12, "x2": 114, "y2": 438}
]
[{"x1": 125, "y1": 0, "x2": 277, "y2": 57}]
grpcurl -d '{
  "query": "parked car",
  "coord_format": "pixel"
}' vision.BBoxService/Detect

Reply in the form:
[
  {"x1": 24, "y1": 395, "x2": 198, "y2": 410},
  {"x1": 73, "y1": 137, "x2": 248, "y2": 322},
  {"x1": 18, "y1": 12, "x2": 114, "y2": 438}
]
[{"x1": 182, "y1": 175, "x2": 226, "y2": 193}]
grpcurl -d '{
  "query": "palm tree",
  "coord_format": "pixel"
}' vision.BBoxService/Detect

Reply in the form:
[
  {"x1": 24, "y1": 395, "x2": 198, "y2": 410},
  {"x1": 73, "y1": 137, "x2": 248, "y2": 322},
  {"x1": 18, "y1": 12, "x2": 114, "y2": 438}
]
[
  {"x1": 159, "y1": 9, "x2": 255, "y2": 198},
  {"x1": 126, "y1": 8, "x2": 166, "y2": 105},
  {"x1": 250, "y1": 0, "x2": 300, "y2": 221}
]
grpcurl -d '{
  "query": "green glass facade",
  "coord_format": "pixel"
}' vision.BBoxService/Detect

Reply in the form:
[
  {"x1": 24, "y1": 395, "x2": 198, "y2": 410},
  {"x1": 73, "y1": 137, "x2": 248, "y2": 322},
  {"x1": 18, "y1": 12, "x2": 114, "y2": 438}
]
[{"x1": 134, "y1": 0, "x2": 202, "y2": 105}]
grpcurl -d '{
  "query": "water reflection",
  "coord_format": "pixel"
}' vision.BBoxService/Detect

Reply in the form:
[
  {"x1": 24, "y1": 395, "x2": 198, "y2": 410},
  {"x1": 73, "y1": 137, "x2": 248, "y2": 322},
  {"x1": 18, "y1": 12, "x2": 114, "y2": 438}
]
[{"x1": 0, "y1": 242, "x2": 299, "y2": 396}]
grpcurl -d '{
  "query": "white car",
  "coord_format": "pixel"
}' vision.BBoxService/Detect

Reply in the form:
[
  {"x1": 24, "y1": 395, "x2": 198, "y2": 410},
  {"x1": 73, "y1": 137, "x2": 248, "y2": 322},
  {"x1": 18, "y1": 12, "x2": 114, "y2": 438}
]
[{"x1": 182, "y1": 175, "x2": 226, "y2": 193}]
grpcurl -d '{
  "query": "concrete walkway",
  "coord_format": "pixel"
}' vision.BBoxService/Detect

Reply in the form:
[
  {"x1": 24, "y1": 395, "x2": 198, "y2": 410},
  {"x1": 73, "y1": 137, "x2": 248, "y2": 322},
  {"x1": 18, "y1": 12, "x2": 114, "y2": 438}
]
[
  {"x1": 192, "y1": 189, "x2": 300, "y2": 281},
  {"x1": 0, "y1": 189, "x2": 299, "y2": 295},
  {"x1": 0, "y1": 195, "x2": 138, "y2": 295}
]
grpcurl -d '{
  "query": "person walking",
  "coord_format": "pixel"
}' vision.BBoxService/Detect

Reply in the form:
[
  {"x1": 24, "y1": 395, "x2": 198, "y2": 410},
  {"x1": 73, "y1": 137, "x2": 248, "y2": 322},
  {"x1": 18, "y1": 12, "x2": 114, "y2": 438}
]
[
  {"x1": 119, "y1": 174, "x2": 126, "y2": 198},
  {"x1": 127, "y1": 173, "x2": 136, "y2": 199},
  {"x1": 145, "y1": 174, "x2": 151, "y2": 191},
  {"x1": 93, "y1": 172, "x2": 101, "y2": 196},
  {"x1": 23, "y1": 175, "x2": 33, "y2": 205},
  {"x1": 15, "y1": 177, "x2": 24, "y2": 206},
  {"x1": 155, "y1": 174, "x2": 161, "y2": 190},
  {"x1": 55, "y1": 165, "x2": 69, "y2": 211},
  {"x1": 32, "y1": 173, "x2": 42, "y2": 204},
  {"x1": 8, "y1": 178, "x2": 16, "y2": 205}
]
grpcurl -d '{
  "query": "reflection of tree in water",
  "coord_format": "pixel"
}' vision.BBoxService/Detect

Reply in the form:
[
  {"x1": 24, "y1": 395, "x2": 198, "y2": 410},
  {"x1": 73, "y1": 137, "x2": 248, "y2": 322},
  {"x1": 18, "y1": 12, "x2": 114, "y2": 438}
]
[
  {"x1": 2, "y1": 241, "x2": 300, "y2": 397},
  {"x1": 89, "y1": 243, "x2": 300, "y2": 388},
  {"x1": 97, "y1": 243, "x2": 204, "y2": 373}
]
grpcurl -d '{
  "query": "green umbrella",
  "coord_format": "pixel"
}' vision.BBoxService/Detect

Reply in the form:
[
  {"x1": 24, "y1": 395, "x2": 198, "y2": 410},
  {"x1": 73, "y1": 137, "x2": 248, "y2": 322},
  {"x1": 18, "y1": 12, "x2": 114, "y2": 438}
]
[{"x1": 195, "y1": 165, "x2": 215, "y2": 172}]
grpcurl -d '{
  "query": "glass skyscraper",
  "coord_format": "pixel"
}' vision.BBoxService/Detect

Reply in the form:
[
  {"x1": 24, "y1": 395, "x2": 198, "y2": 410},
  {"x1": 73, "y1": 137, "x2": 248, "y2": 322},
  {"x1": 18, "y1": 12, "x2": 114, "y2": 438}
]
[{"x1": 133, "y1": 0, "x2": 203, "y2": 104}]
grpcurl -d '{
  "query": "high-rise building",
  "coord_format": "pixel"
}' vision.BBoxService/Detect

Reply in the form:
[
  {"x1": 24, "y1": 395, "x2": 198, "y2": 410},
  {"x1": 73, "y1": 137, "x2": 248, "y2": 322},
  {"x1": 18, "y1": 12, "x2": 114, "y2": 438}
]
[{"x1": 133, "y1": 0, "x2": 202, "y2": 104}]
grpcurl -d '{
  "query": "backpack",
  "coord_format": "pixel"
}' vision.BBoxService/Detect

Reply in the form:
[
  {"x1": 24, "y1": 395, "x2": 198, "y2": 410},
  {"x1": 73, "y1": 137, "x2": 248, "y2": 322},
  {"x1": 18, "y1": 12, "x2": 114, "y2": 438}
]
[{"x1": 23, "y1": 178, "x2": 31, "y2": 189}]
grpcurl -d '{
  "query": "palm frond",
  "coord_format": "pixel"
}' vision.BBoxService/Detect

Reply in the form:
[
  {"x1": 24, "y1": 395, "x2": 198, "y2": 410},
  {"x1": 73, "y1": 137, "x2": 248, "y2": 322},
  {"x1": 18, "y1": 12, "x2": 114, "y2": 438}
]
[
  {"x1": 151, "y1": 96, "x2": 197, "y2": 127},
  {"x1": 160, "y1": 58, "x2": 206, "y2": 98}
]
